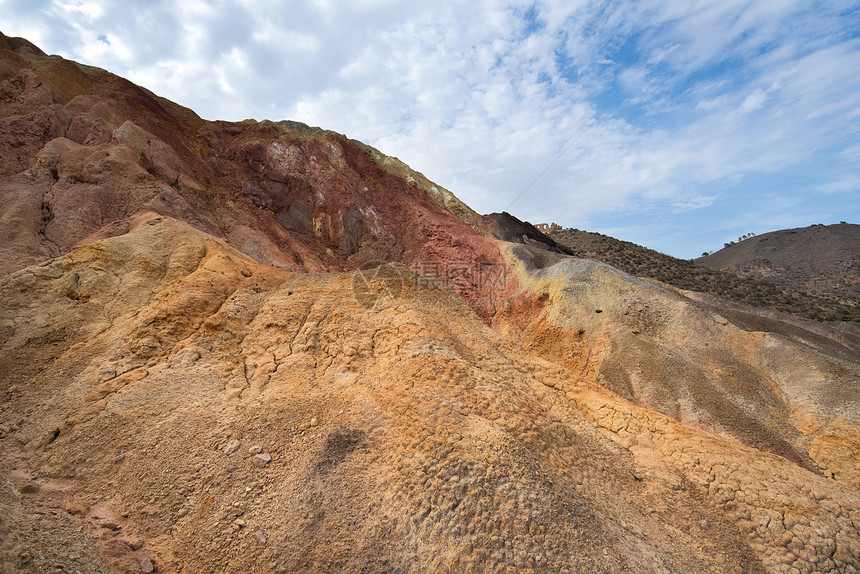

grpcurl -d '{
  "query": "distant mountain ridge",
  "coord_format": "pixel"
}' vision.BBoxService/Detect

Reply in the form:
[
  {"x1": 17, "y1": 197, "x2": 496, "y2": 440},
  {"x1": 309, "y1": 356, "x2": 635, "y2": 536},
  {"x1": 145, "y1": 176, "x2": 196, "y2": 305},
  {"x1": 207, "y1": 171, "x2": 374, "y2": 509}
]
[
  {"x1": 697, "y1": 223, "x2": 860, "y2": 305},
  {"x1": 549, "y1": 226, "x2": 859, "y2": 326}
]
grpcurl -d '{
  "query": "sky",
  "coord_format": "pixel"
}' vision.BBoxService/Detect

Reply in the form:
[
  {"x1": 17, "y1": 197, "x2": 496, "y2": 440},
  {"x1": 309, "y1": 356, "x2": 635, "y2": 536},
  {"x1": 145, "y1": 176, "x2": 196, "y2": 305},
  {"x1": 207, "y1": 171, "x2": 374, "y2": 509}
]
[{"x1": 1, "y1": 0, "x2": 859, "y2": 258}]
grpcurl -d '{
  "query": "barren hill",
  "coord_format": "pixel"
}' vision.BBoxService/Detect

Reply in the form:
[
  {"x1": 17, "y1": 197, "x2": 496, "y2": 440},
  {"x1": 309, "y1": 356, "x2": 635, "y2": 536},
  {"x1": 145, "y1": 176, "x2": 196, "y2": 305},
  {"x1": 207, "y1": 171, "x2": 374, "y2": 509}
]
[
  {"x1": 2, "y1": 33, "x2": 860, "y2": 574},
  {"x1": 698, "y1": 223, "x2": 860, "y2": 305}
]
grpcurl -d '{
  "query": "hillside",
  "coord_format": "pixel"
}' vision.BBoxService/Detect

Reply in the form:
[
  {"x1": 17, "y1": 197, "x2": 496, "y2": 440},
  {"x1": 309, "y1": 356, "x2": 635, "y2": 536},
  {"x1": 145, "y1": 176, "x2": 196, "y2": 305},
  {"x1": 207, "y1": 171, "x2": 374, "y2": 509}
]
[
  {"x1": 0, "y1": 32, "x2": 489, "y2": 277},
  {"x1": 698, "y1": 223, "x2": 860, "y2": 305},
  {"x1": 550, "y1": 227, "x2": 860, "y2": 326},
  {"x1": 1, "y1": 32, "x2": 860, "y2": 574}
]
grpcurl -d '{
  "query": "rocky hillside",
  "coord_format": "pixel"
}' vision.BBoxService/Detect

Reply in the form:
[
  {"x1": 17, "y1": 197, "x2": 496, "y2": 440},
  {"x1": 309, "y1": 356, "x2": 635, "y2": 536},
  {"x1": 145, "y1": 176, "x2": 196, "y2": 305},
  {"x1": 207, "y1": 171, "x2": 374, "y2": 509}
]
[
  {"x1": 0, "y1": 32, "x2": 495, "y2": 311},
  {"x1": 2, "y1": 33, "x2": 860, "y2": 574},
  {"x1": 698, "y1": 223, "x2": 860, "y2": 305},
  {"x1": 551, "y1": 227, "x2": 860, "y2": 326}
]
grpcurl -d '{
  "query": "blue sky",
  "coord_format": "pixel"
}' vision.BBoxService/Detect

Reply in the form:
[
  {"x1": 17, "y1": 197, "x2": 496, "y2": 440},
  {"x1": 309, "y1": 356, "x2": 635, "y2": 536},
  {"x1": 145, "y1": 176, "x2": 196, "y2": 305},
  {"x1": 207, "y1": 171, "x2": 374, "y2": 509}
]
[{"x1": 1, "y1": 0, "x2": 859, "y2": 258}]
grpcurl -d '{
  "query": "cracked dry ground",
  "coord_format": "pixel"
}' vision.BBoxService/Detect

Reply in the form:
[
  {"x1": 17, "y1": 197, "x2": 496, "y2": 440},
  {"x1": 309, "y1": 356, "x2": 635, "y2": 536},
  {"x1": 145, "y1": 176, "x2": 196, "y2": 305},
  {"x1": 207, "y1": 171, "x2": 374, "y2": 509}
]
[{"x1": 1, "y1": 216, "x2": 859, "y2": 573}]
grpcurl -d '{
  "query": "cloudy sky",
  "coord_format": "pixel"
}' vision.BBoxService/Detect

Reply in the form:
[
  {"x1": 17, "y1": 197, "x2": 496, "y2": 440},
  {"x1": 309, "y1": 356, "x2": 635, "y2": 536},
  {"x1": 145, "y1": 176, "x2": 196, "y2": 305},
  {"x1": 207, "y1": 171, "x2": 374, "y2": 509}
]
[{"x1": 2, "y1": 0, "x2": 859, "y2": 257}]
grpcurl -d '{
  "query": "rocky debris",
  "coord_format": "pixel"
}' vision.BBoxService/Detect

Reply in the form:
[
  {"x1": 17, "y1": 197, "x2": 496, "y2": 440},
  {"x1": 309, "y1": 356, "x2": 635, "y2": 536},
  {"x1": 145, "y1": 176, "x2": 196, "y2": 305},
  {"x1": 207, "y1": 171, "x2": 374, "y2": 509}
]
[
  {"x1": 222, "y1": 439, "x2": 240, "y2": 455},
  {"x1": 64, "y1": 501, "x2": 88, "y2": 515},
  {"x1": 138, "y1": 551, "x2": 154, "y2": 573},
  {"x1": 252, "y1": 453, "x2": 272, "y2": 468},
  {"x1": 0, "y1": 455, "x2": 112, "y2": 573},
  {"x1": 297, "y1": 417, "x2": 319, "y2": 432}
]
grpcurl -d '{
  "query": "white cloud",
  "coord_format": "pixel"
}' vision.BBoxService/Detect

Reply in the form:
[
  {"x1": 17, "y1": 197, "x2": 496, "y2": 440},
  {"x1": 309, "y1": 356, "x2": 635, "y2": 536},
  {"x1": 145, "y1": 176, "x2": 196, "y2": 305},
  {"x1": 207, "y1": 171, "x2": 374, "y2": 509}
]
[
  {"x1": 55, "y1": 0, "x2": 102, "y2": 19},
  {"x1": 0, "y1": 0, "x2": 858, "y2": 257},
  {"x1": 739, "y1": 89, "x2": 768, "y2": 114},
  {"x1": 813, "y1": 177, "x2": 860, "y2": 195}
]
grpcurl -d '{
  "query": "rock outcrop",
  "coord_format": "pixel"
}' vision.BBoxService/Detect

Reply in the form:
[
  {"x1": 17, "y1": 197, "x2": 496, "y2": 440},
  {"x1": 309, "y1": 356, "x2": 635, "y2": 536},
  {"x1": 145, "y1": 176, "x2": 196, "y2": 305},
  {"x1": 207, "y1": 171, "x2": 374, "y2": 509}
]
[{"x1": 482, "y1": 211, "x2": 573, "y2": 255}]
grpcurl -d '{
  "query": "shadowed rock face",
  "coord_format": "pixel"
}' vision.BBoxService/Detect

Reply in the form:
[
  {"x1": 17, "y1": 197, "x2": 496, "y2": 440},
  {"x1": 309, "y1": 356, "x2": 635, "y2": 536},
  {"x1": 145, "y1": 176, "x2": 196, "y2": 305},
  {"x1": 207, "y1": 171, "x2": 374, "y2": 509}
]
[
  {"x1": 482, "y1": 211, "x2": 573, "y2": 255},
  {"x1": 1, "y1": 32, "x2": 860, "y2": 574}
]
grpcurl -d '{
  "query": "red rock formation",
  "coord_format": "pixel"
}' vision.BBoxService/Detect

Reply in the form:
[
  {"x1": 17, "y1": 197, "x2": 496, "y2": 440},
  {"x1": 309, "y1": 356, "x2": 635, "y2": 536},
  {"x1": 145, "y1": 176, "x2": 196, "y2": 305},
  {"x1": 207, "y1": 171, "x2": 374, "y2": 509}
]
[{"x1": 0, "y1": 31, "x2": 502, "y2": 317}]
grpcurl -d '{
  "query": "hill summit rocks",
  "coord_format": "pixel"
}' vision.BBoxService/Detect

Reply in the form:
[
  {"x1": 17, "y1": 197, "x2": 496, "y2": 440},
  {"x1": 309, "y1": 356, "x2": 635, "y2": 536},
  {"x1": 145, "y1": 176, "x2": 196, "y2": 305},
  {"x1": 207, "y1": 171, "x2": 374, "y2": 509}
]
[{"x1": 1, "y1": 32, "x2": 859, "y2": 573}]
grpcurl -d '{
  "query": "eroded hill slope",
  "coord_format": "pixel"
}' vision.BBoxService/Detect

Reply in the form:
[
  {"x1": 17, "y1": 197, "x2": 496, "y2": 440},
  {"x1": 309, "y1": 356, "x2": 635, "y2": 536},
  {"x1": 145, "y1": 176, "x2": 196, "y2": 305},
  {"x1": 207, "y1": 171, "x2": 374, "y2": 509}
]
[
  {"x1": 2, "y1": 217, "x2": 859, "y2": 573},
  {"x1": 498, "y1": 244, "x2": 860, "y2": 487}
]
